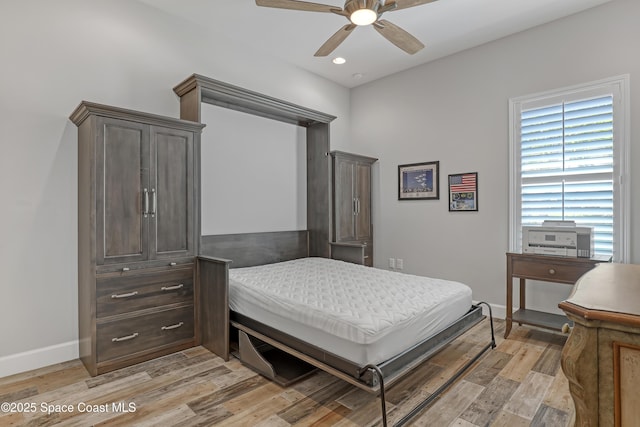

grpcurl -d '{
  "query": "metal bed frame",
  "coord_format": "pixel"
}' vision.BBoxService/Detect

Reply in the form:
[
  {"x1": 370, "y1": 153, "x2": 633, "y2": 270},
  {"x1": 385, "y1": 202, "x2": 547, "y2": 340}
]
[{"x1": 232, "y1": 302, "x2": 496, "y2": 426}]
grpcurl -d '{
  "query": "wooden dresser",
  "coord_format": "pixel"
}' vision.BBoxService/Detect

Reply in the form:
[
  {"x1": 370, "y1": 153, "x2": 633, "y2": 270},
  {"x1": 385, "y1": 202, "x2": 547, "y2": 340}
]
[
  {"x1": 71, "y1": 102, "x2": 205, "y2": 376},
  {"x1": 559, "y1": 263, "x2": 640, "y2": 426}
]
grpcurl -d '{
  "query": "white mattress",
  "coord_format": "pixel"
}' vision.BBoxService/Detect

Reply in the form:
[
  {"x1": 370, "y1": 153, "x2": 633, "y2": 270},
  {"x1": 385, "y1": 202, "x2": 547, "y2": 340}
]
[{"x1": 229, "y1": 257, "x2": 473, "y2": 366}]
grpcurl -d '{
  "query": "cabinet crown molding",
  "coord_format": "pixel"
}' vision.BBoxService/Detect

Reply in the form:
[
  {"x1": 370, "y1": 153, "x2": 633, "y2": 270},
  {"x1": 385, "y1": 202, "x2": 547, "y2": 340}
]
[
  {"x1": 330, "y1": 150, "x2": 378, "y2": 164},
  {"x1": 173, "y1": 73, "x2": 337, "y2": 127},
  {"x1": 69, "y1": 101, "x2": 206, "y2": 132}
]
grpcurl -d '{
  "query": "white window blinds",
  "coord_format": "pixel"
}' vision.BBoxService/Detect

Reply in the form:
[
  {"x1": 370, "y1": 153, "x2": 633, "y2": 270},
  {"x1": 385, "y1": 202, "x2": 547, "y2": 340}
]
[
  {"x1": 509, "y1": 76, "x2": 629, "y2": 262},
  {"x1": 520, "y1": 96, "x2": 614, "y2": 256}
]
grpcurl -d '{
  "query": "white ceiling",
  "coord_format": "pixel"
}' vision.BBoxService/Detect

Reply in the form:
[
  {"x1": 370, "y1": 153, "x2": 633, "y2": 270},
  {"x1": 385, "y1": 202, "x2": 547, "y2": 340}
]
[{"x1": 139, "y1": 0, "x2": 612, "y2": 88}]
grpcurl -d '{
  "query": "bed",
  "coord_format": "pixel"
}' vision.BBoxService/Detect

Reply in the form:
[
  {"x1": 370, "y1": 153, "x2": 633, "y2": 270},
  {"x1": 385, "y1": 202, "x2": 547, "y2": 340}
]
[{"x1": 197, "y1": 231, "x2": 495, "y2": 426}]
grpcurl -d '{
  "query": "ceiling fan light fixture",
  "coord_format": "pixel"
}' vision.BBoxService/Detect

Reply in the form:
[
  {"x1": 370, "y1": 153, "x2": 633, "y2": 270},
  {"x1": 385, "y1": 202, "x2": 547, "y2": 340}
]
[
  {"x1": 255, "y1": 0, "x2": 426, "y2": 56},
  {"x1": 350, "y1": 8, "x2": 377, "y2": 26}
]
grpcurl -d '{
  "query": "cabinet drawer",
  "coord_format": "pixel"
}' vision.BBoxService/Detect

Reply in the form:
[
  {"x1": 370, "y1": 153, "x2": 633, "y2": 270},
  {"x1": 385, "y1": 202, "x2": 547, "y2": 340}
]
[
  {"x1": 97, "y1": 305, "x2": 194, "y2": 362},
  {"x1": 512, "y1": 258, "x2": 594, "y2": 284},
  {"x1": 96, "y1": 268, "x2": 193, "y2": 318},
  {"x1": 96, "y1": 258, "x2": 194, "y2": 274}
]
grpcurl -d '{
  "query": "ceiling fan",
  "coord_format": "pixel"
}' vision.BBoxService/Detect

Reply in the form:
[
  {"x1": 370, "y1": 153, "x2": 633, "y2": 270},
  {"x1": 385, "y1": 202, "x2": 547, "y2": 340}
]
[{"x1": 255, "y1": 0, "x2": 438, "y2": 56}]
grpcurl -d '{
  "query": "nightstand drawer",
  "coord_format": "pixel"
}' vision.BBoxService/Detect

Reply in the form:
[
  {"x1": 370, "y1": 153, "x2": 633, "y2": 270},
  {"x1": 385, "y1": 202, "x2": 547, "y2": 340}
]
[
  {"x1": 512, "y1": 258, "x2": 594, "y2": 283},
  {"x1": 97, "y1": 305, "x2": 194, "y2": 362},
  {"x1": 96, "y1": 267, "x2": 193, "y2": 318}
]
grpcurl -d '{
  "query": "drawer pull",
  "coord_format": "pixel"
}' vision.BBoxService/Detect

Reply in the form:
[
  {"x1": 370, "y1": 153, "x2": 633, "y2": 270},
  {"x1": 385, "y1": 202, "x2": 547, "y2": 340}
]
[
  {"x1": 549, "y1": 268, "x2": 556, "y2": 275},
  {"x1": 169, "y1": 262, "x2": 177, "y2": 266},
  {"x1": 161, "y1": 284, "x2": 184, "y2": 291},
  {"x1": 111, "y1": 291, "x2": 139, "y2": 299},
  {"x1": 161, "y1": 322, "x2": 184, "y2": 331},
  {"x1": 111, "y1": 332, "x2": 139, "y2": 342},
  {"x1": 122, "y1": 267, "x2": 130, "y2": 272}
]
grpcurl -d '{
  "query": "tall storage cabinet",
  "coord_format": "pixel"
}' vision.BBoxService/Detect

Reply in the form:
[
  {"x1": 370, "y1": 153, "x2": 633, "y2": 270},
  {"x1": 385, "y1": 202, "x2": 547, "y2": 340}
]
[
  {"x1": 71, "y1": 102, "x2": 205, "y2": 376},
  {"x1": 330, "y1": 151, "x2": 377, "y2": 266}
]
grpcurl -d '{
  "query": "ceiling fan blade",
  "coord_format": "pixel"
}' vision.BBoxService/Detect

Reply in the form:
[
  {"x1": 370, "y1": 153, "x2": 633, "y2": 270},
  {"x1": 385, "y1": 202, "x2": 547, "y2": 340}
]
[
  {"x1": 373, "y1": 19, "x2": 424, "y2": 54},
  {"x1": 314, "y1": 24, "x2": 357, "y2": 57},
  {"x1": 255, "y1": 0, "x2": 339, "y2": 13},
  {"x1": 391, "y1": 0, "x2": 438, "y2": 11}
]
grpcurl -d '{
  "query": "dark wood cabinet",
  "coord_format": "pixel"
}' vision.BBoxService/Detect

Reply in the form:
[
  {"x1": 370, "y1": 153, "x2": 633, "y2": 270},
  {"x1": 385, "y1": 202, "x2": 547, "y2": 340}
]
[
  {"x1": 330, "y1": 151, "x2": 377, "y2": 266},
  {"x1": 94, "y1": 117, "x2": 196, "y2": 265},
  {"x1": 71, "y1": 102, "x2": 204, "y2": 375}
]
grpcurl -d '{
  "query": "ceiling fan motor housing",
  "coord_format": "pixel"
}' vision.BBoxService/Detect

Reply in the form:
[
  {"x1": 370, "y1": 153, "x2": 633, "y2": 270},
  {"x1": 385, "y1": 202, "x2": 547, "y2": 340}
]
[{"x1": 344, "y1": 0, "x2": 380, "y2": 15}]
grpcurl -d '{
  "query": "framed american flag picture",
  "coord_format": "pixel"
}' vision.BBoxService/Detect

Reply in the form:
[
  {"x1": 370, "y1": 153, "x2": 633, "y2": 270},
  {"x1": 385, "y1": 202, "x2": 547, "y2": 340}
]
[{"x1": 448, "y1": 172, "x2": 478, "y2": 211}]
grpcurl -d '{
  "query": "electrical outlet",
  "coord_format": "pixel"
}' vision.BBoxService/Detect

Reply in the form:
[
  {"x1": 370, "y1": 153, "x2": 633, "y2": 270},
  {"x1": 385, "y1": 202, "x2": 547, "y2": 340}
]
[
  {"x1": 389, "y1": 258, "x2": 395, "y2": 269},
  {"x1": 396, "y1": 258, "x2": 404, "y2": 270}
]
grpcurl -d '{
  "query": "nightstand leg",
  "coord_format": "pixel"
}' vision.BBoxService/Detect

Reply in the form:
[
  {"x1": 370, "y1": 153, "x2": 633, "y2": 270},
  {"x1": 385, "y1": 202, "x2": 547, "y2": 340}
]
[
  {"x1": 505, "y1": 270, "x2": 513, "y2": 338},
  {"x1": 518, "y1": 278, "x2": 526, "y2": 326},
  {"x1": 505, "y1": 319, "x2": 513, "y2": 339}
]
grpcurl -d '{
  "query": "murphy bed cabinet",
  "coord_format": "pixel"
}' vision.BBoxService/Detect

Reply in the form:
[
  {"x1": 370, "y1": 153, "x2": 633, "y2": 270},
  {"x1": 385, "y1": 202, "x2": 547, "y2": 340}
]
[
  {"x1": 70, "y1": 102, "x2": 205, "y2": 376},
  {"x1": 330, "y1": 151, "x2": 377, "y2": 266}
]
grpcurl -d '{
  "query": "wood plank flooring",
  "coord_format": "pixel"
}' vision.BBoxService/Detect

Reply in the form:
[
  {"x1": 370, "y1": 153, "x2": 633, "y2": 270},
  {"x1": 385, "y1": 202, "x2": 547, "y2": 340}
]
[{"x1": 0, "y1": 319, "x2": 573, "y2": 426}]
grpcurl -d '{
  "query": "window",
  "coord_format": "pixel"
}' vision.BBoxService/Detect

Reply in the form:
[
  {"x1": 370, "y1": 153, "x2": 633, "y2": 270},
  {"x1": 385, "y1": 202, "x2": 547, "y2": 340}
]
[{"x1": 509, "y1": 76, "x2": 629, "y2": 262}]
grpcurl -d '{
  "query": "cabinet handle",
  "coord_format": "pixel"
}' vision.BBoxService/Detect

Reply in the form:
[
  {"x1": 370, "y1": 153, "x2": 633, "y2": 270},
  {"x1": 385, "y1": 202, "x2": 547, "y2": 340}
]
[
  {"x1": 143, "y1": 188, "x2": 149, "y2": 217},
  {"x1": 150, "y1": 188, "x2": 157, "y2": 217},
  {"x1": 353, "y1": 198, "x2": 357, "y2": 215},
  {"x1": 111, "y1": 332, "x2": 139, "y2": 342},
  {"x1": 122, "y1": 267, "x2": 130, "y2": 272},
  {"x1": 111, "y1": 291, "x2": 138, "y2": 299},
  {"x1": 169, "y1": 262, "x2": 177, "y2": 266},
  {"x1": 356, "y1": 198, "x2": 361, "y2": 214},
  {"x1": 161, "y1": 284, "x2": 184, "y2": 291},
  {"x1": 549, "y1": 268, "x2": 556, "y2": 275},
  {"x1": 161, "y1": 322, "x2": 184, "y2": 331}
]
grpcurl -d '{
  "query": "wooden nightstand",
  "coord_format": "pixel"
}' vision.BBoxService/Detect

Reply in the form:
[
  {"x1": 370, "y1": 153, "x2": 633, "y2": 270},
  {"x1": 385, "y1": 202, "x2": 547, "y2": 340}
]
[{"x1": 504, "y1": 252, "x2": 607, "y2": 339}]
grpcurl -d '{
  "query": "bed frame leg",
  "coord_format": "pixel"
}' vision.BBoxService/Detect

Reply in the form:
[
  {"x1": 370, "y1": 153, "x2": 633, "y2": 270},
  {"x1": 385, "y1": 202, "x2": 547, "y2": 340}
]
[
  {"x1": 478, "y1": 301, "x2": 497, "y2": 349},
  {"x1": 393, "y1": 303, "x2": 496, "y2": 426},
  {"x1": 363, "y1": 364, "x2": 387, "y2": 427}
]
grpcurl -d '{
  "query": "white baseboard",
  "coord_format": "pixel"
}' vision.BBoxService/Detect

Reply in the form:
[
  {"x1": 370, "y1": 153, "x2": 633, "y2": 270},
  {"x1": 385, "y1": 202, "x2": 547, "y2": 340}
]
[
  {"x1": 0, "y1": 340, "x2": 79, "y2": 379},
  {"x1": 474, "y1": 301, "x2": 507, "y2": 320},
  {"x1": 0, "y1": 303, "x2": 505, "y2": 379}
]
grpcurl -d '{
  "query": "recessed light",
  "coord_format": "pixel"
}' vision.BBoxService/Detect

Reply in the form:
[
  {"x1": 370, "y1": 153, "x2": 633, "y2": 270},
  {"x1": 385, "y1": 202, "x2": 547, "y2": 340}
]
[
  {"x1": 332, "y1": 57, "x2": 346, "y2": 65},
  {"x1": 352, "y1": 73, "x2": 364, "y2": 79}
]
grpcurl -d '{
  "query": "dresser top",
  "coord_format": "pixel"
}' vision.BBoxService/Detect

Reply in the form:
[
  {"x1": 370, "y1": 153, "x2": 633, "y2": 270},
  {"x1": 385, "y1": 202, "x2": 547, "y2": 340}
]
[{"x1": 560, "y1": 263, "x2": 640, "y2": 325}]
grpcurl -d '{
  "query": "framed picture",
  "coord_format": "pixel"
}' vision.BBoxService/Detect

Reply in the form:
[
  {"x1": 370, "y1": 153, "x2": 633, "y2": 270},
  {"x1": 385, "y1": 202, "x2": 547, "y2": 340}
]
[
  {"x1": 448, "y1": 172, "x2": 478, "y2": 211},
  {"x1": 398, "y1": 161, "x2": 440, "y2": 200}
]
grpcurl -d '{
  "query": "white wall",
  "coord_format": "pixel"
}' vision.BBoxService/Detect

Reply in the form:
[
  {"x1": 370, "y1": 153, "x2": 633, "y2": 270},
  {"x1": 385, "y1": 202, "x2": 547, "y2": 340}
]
[
  {"x1": 200, "y1": 104, "x2": 307, "y2": 235},
  {"x1": 349, "y1": 0, "x2": 640, "y2": 316},
  {"x1": 0, "y1": 0, "x2": 350, "y2": 377}
]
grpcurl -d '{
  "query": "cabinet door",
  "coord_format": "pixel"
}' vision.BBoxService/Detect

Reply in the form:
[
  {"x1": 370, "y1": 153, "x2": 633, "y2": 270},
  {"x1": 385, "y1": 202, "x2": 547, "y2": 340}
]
[
  {"x1": 149, "y1": 126, "x2": 195, "y2": 259},
  {"x1": 96, "y1": 117, "x2": 149, "y2": 265},
  {"x1": 355, "y1": 163, "x2": 372, "y2": 241},
  {"x1": 334, "y1": 158, "x2": 356, "y2": 241}
]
